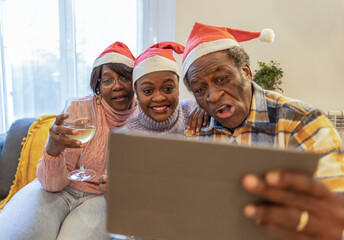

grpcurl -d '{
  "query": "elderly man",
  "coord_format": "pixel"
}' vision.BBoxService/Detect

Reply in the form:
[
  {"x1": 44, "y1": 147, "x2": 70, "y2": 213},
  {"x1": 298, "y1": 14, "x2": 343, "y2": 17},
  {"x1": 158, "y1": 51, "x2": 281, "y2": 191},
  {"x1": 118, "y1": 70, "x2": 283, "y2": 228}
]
[{"x1": 183, "y1": 22, "x2": 344, "y2": 239}]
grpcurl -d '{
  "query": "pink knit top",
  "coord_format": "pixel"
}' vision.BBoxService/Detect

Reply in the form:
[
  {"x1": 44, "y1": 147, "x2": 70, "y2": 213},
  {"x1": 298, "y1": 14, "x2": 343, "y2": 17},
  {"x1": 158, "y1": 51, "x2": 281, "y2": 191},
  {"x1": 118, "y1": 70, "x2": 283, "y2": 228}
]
[{"x1": 36, "y1": 96, "x2": 139, "y2": 194}]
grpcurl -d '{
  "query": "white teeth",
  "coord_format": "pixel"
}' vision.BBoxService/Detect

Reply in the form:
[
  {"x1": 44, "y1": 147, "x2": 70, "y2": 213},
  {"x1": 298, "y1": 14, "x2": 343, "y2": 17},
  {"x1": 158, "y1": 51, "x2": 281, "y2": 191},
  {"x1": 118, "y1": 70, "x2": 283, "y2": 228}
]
[
  {"x1": 217, "y1": 105, "x2": 228, "y2": 112},
  {"x1": 153, "y1": 106, "x2": 167, "y2": 111}
]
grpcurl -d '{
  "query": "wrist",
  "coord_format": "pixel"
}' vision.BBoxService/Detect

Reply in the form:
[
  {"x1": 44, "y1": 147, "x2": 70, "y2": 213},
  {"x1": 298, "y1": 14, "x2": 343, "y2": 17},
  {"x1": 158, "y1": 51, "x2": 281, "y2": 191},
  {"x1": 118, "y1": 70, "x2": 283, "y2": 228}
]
[{"x1": 46, "y1": 142, "x2": 63, "y2": 157}]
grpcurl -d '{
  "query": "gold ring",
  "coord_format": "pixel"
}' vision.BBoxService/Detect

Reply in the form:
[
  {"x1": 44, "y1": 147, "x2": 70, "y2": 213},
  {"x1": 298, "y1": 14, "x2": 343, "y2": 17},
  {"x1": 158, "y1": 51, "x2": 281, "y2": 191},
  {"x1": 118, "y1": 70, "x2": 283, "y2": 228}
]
[{"x1": 296, "y1": 210, "x2": 309, "y2": 232}]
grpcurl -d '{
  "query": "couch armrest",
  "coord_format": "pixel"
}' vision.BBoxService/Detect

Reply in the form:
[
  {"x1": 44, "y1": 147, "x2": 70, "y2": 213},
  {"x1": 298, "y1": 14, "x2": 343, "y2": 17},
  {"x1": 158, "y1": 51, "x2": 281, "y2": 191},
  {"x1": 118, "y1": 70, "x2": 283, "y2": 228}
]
[{"x1": 0, "y1": 118, "x2": 37, "y2": 199}]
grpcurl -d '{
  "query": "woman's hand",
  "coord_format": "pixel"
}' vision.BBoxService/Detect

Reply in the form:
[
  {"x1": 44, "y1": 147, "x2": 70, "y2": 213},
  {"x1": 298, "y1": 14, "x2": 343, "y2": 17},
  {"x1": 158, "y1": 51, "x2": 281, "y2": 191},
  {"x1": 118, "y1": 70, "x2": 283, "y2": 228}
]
[
  {"x1": 187, "y1": 106, "x2": 210, "y2": 135},
  {"x1": 242, "y1": 170, "x2": 344, "y2": 240},
  {"x1": 99, "y1": 174, "x2": 108, "y2": 194},
  {"x1": 46, "y1": 113, "x2": 83, "y2": 157}
]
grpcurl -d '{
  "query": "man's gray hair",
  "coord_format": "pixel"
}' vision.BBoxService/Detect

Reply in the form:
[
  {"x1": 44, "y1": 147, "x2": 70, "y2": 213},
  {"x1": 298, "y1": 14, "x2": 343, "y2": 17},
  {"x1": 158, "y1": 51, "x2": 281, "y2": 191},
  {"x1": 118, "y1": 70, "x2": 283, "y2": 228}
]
[{"x1": 183, "y1": 46, "x2": 250, "y2": 91}]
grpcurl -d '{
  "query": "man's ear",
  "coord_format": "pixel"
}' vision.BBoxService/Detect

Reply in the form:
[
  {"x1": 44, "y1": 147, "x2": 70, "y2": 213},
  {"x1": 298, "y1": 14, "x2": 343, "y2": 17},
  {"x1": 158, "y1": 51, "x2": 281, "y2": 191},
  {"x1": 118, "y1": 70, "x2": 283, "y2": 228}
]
[{"x1": 242, "y1": 65, "x2": 253, "y2": 81}]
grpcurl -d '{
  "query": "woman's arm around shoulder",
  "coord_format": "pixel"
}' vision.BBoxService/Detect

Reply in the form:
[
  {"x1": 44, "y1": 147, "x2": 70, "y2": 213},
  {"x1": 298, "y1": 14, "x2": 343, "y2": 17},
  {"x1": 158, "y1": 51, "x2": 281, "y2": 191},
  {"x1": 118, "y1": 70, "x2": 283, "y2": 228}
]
[{"x1": 181, "y1": 99, "x2": 209, "y2": 135}]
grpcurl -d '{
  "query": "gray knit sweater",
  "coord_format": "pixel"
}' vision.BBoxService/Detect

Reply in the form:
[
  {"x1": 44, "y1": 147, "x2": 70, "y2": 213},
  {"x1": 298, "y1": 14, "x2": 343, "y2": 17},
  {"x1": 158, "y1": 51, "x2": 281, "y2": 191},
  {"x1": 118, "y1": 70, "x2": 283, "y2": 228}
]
[{"x1": 118, "y1": 99, "x2": 197, "y2": 135}]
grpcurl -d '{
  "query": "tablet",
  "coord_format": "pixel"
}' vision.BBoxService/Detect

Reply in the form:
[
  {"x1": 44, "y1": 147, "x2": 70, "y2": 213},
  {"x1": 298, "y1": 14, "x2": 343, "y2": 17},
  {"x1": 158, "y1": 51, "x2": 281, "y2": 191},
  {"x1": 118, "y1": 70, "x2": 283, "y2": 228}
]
[{"x1": 107, "y1": 132, "x2": 319, "y2": 240}]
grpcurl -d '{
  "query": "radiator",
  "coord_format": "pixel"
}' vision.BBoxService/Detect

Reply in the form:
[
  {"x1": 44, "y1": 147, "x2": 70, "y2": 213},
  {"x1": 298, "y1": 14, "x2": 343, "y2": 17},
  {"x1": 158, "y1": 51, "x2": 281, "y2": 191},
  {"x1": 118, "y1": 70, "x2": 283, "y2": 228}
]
[{"x1": 325, "y1": 111, "x2": 344, "y2": 140}]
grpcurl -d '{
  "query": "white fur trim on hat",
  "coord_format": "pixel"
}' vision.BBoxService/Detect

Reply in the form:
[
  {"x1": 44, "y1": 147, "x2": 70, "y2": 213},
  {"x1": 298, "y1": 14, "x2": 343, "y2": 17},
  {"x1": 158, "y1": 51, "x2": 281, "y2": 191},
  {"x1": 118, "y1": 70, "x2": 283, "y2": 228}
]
[
  {"x1": 259, "y1": 29, "x2": 275, "y2": 43},
  {"x1": 182, "y1": 38, "x2": 239, "y2": 78},
  {"x1": 133, "y1": 55, "x2": 180, "y2": 83},
  {"x1": 92, "y1": 52, "x2": 134, "y2": 68}
]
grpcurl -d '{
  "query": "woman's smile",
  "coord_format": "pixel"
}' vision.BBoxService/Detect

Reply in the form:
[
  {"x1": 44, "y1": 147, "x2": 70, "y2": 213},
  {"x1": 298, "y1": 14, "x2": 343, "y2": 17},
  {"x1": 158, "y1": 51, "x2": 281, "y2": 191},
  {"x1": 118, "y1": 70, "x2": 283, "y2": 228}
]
[
  {"x1": 112, "y1": 94, "x2": 128, "y2": 102},
  {"x1": 151, "y1": 105, "x2": 170, "y2": 113}
]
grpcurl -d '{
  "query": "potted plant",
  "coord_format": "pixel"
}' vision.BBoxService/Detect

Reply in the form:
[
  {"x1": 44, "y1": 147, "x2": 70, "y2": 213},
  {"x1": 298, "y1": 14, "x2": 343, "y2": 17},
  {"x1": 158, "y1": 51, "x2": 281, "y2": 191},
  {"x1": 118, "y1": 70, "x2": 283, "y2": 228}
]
[{"x1": 253, "y1": 60, "x2": 284, "y2": 92}]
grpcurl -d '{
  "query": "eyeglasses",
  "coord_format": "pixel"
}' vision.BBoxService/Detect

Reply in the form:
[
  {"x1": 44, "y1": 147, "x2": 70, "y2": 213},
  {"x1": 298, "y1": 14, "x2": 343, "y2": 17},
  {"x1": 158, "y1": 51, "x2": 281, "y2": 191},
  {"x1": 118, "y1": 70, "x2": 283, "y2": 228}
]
[{"x1": 98, "y1": 76, "x2": 132, "y2": 88}]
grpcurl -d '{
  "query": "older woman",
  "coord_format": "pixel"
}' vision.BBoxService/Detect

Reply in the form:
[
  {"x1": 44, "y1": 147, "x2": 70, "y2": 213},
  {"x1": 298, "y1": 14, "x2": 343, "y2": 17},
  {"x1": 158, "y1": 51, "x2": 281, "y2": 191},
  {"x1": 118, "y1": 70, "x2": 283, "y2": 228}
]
[{"x1": 0, "y1": 42, "x2": 139, "y2": 240}]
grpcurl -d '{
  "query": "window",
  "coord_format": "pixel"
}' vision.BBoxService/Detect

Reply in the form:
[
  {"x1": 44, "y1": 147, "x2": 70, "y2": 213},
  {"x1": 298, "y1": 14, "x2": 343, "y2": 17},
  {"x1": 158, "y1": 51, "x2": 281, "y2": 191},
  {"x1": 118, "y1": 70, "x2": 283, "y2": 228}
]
[
  {"x1": 0, "y1": 0, "x2": 138, "y2": 132},
  {"x1": 0, "y1": 0, "x2": 175, "y2": 133}
]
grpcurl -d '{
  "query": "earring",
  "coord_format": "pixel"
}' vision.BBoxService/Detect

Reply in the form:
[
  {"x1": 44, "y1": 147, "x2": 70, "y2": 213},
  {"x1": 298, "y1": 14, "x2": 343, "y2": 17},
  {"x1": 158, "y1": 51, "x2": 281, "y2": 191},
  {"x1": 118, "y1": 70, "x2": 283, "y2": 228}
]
[{"x1": 96, "y1": 89, "x2": 102, "y2": 105}]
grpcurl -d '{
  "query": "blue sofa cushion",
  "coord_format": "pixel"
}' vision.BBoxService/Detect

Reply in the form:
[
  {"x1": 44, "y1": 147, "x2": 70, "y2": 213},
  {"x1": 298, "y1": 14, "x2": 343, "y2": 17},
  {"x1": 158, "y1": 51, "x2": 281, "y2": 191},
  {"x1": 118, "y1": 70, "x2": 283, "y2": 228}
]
[{"x1": 0, "y1": 118, "x2": 36, "y2": 199}]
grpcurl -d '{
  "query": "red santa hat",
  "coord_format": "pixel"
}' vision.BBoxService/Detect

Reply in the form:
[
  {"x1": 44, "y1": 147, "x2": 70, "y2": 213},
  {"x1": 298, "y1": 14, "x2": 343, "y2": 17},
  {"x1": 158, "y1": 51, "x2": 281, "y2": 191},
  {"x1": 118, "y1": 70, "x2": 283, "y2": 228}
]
[
  {"x1": 133, "y1": 41, "x2": 185, "y2": 83},
  {"x1": 92, "y1": 41, "x2": 135, "y2": 68},
  {"x1": 182, "y1": 22, "x2": 274, "y2": 78}
]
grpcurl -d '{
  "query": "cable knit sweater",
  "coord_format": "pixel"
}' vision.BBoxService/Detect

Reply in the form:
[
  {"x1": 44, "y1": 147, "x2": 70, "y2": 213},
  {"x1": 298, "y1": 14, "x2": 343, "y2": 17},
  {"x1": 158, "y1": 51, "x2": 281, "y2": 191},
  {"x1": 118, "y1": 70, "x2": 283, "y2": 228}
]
[
  {"x1": 119, "y1": 99, "x2": 197, "y2": 135},
  {"x1": 36, "y1": 96, "x2": 139, "y2": 194}
]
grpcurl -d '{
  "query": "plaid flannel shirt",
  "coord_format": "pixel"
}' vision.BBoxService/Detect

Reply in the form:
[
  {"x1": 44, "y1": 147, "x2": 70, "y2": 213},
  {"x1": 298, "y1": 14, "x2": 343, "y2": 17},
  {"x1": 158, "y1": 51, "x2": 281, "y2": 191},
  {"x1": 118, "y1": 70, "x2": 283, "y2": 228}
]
[{"x1": 185, "y1": 82, "x2": 344, "y2": 191}]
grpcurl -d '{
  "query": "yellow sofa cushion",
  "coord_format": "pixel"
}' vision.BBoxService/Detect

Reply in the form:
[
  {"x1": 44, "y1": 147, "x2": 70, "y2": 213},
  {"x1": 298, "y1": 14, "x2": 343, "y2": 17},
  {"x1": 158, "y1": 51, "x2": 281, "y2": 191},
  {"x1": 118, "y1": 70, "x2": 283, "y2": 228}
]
[{"x1": 0, "y1": 115, "x2": 56, "y2": 210}]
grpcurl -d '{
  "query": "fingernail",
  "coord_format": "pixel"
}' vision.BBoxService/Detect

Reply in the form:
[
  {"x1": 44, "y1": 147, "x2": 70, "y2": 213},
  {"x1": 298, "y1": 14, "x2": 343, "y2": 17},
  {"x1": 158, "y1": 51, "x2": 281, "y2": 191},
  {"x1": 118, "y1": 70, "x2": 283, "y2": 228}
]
[
  {"x1": 191, "y1": 130, "x2": 195, "y2": 135},
  {"x1": 196, "y1": 128, "x2": 199, "y2": 133},
  {"x1": 187, "y1": 126, "x2": 190, "y2": 130},
  {"x1": 243, "y1": 174, "x2": 259, "y2": 189},
  {"x1": 72, "y1": 130, "x2": 78, "y2": 134},
  {"x1": 244, "y1": 205, "x2": 257, "y2": 218},
  {"x1": 266, "y1": 171, "x2": 280, "y2": 185}
]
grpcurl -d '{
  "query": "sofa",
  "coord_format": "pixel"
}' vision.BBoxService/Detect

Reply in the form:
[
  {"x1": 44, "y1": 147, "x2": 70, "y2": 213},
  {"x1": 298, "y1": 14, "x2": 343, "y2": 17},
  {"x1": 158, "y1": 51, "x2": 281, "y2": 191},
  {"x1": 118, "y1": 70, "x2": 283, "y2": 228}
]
[
  {"x1": 0, "y1": 113, "x2": 343, "y2": 207},
  {"x1": 0, "y1": 115, "x2": 56, "y2": 208},
  {"x1": 0, "y1": 118, "x2": 36, "y2": 201}
]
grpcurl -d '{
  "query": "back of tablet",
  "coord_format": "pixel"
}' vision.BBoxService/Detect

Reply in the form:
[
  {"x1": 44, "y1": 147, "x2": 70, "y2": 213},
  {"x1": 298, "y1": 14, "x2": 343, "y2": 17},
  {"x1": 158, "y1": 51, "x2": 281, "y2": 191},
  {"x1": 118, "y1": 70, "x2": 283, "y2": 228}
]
[{"x1": 107, "y1": 132, "x2": 319, "y2": 240}]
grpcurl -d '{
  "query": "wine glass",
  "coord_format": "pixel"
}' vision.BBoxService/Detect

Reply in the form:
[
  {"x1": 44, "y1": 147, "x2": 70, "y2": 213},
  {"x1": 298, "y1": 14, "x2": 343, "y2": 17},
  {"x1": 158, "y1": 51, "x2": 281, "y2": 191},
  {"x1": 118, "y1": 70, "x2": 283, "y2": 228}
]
[{"x1": 63, "y1": 97, "x2": 97, "y2": 181}]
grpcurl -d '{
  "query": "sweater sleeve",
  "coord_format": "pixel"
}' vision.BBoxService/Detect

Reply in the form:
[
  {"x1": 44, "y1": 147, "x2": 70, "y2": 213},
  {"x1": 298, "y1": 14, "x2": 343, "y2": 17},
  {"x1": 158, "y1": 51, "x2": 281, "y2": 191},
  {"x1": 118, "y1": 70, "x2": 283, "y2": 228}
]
[
  {"x1": 180, "y1": 99, "x2": 198, "y2": 118},
  {"x1": 36, "y1": 143, "x2": 78, "y2": 192}
]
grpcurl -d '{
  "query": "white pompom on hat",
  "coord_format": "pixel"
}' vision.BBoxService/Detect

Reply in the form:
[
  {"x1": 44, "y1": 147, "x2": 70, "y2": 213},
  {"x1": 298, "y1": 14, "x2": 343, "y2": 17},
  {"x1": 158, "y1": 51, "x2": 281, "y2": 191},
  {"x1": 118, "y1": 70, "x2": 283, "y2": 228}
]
[
  {"x1": 182, "y1": 22, "x2": 275, "y2": 78},
  {"x1": 259, "y1": 28, "x2": 275, "y2": 43},
  {"x1": 92, "y1": 41, "x2": 135, "y2": 69},
  {"x1": 133, "y1": 41, "x2": 185, "y2": 83}
]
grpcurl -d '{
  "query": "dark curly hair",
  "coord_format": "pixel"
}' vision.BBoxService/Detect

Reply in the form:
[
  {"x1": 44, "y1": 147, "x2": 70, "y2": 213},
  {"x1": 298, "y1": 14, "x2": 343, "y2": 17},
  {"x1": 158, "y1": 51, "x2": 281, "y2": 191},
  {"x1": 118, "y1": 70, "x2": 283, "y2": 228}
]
[
  {"x1": 183, "y1": 46, "x2": 250, "y2": 91},
  {"x1": 90, "y1": 63, "x2": 133, "y2": 93}
]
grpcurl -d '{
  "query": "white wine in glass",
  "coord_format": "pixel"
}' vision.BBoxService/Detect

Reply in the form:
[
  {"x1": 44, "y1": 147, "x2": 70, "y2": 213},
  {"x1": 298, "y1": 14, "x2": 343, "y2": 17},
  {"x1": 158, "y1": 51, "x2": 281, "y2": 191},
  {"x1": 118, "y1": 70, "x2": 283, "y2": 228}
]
[{"x1": 63, "y1": 97, "x2": 97, "y2": 181}]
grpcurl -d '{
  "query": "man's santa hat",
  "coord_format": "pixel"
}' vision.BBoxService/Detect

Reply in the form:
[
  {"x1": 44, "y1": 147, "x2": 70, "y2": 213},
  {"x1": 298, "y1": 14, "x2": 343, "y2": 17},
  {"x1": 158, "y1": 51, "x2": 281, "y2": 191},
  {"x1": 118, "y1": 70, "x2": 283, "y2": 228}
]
[
  {"x1": 182, "y1": 22, "x2": 274, "y2": 78},
  {"x1": 133, "y1": 41, "x2": 185, "y2": 83},
  {"x1": 92, "y1": 41, "x2": 135, "y2": 68}
]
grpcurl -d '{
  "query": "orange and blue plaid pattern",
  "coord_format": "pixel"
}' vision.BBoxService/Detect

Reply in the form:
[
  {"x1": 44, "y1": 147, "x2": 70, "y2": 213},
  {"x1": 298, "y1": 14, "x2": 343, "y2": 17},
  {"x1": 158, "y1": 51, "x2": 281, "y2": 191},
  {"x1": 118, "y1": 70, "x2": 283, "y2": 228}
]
[{"x1": 185, "y1": 83, "x2": 344, "y2": 191}]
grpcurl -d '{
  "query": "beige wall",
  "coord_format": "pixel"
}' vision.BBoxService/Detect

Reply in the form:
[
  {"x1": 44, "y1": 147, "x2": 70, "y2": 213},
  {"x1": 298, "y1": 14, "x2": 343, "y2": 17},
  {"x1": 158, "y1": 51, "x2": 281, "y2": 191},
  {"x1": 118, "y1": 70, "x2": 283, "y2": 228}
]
[{"x1": 175, "y1": 0, "x2": 344, "y2": 112}]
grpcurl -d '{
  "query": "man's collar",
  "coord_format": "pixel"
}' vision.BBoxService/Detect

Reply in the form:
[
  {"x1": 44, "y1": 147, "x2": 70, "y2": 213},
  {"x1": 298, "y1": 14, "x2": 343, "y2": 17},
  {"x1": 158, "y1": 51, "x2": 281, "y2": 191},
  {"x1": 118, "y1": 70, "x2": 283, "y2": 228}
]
[{"x1": 245, "y1": 82, "x2": 271, "y2": 130}]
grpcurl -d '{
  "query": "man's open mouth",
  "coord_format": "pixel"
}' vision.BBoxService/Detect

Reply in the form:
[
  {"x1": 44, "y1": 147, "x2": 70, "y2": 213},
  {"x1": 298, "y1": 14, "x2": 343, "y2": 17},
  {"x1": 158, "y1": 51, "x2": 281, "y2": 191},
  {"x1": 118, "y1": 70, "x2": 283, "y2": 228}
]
[{"x1": 215, "y1": 105, "x2": 235, "y2": 118}]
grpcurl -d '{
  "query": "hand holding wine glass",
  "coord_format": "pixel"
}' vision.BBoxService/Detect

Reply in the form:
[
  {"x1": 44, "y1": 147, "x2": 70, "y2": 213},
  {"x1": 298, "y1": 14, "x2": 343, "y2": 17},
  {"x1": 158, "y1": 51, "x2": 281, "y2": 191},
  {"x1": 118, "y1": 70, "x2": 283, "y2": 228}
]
[{"x1": 63, "y1": 97, "x2": 97, "y2": 181}]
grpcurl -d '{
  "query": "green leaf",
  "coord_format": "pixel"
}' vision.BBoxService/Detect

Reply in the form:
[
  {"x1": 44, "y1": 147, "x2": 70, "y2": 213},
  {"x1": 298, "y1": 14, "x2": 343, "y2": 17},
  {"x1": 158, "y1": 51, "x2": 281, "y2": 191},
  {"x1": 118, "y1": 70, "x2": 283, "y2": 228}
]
[{"x1": 253, "y1": 60, "x2": 284, "y2": 92}]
